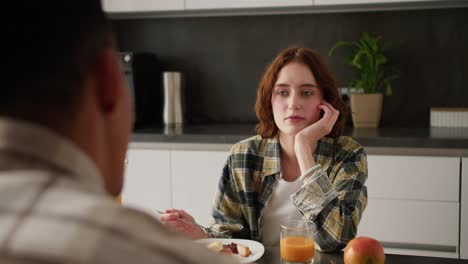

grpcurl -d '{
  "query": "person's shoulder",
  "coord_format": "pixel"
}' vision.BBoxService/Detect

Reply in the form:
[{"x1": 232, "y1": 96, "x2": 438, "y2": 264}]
[
  {"x1": 229, "y1": 135, "x2": 272, "y2": 155},
  {"x1": 325, "y1": 136, "x2": 366, "y2": 155},
  {"x1": 338, "y1": 136, "x2": 364, "y2": 150},
  {"x1": 39, "y1": 180, "x2": 158, "y2": 234},
  {"x1": 67, "y1": 194, "x2": 237, "y2": 264}
]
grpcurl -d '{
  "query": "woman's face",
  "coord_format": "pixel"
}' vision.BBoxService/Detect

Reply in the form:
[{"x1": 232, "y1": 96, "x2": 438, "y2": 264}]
[{"x1": 271, "y1": 62, "x2": 323, "y2": 136}]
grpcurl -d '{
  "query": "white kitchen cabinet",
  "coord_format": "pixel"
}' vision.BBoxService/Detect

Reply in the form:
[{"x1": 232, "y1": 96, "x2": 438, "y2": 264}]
[
  {"x1": 103, "y1": 0, "x2": 466, "y2": 16},
  {"x1": 358, "y1": 199, "x2": 459, "y2": 258},
  {"x1": 315, "y1": 0, "x2": 447, "y2": 5},
  {"x1": 122, "y1": 149, "x2": 171, "y2": 215},
  {"x1": 185, "y1": 0, "x2": 312, "y2": 10},
  {"x1": 461, "y1": 157, "x2": 468, "y2": 259},
  {"x1": 103, "y1": 0, "x2": 184, "y2": 12},
  {"x1": 366, "y1": 155, "x2": 459, "y2": 201},
  {"x1": 171, "y1": 150, "x2": 229, "y2": 226},
  {"x1": 357, "y1": 155, "x2": 461, "y2": 258}
]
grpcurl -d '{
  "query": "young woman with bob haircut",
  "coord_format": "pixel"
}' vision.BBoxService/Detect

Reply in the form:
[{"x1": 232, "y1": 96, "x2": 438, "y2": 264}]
[{"x1": 160, "y1": 47, "x2": 368, "y2": 252}]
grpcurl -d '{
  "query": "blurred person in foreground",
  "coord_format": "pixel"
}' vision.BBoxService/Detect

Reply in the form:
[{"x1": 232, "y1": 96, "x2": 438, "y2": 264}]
[
  {"x1": 160, "y1": 47, "x2": 368, "y2": 252},
  {"x1": 0, "y1": 1, "x2": 237, "y2": 263}
]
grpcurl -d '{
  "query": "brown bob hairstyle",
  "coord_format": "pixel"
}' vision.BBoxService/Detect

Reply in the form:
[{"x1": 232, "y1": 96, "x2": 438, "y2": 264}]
[{"x1": 255, "y1": 46, "x2": 347, "y2": 139}]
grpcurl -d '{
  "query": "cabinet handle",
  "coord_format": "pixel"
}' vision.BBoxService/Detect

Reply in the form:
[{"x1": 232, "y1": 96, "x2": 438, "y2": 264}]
[{"x1": 381, "y1": 241, "x2": 457, "y2": 253}]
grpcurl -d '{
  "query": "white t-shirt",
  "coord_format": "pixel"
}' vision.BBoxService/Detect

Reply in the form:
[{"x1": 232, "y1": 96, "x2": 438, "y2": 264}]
[{"x1": 260, "y1": 175, "x2": 303, "y2": 248}]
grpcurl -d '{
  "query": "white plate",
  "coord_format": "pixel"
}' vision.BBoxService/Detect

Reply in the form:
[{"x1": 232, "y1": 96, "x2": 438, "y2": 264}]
[{"x1": 195, "y1": 238, "x2": 265, "y2": 263}]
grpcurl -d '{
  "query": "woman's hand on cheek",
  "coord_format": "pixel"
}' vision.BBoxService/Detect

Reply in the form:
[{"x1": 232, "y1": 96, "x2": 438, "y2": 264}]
[
  {"x1": 295, "y1": 101, "x2": 340, "y2": 145},
  {"x1": 293, "y1": 102, "x2": 339, "y2": 174}
]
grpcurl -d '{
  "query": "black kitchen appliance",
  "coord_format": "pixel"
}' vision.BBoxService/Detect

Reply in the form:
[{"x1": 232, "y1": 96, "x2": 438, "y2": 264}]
[{"x1": 120, "y1": 51, "x2": 163, "y2": 129}]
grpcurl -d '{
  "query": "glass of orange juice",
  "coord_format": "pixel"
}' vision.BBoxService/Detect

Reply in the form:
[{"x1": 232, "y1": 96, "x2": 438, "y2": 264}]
[{"x1": 280, "y1": 218, "x2": 315, "y2": 264}]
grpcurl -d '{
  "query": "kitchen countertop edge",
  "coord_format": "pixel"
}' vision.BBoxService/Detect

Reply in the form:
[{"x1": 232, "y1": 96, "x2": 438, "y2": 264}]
[{"x1": 130, "y1": 126, "x2": 468, "y2": 156}]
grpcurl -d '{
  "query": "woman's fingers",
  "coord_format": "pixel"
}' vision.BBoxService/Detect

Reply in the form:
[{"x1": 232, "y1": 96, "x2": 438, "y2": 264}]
[
  {"x1": 160, "y1": 212, "x2": 195, "y2": 232},
  {"x1": 318, "y1": 104, "x2": 333, "y2": 125},
  {"x1": 319, "y1": 102, "x2": 340, "y2": 132},
  {"x1": 164, "y1": 219, "x2": 202, "y2": 239},
  {"x1": 158, "y1": 208, "x2": 207, "y2": 240},
  {"x1": 159, "y1": 212, "x2": 180, "y2": 222},
  {"x1": 177, "y1": 210, "x2": 194, "y2": 220},
  {"x1": 321, "y1": 101, "x2": 339, "y2": 119},
  {"x1": 164, "y1": 208, "x2": 182, "y2": 214},
  {"x1": 159, "y1": 209, "x2": 197, "y2": 227}
]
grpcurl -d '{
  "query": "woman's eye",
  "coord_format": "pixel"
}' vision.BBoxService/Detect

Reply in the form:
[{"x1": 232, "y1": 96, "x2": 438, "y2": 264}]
[
  {"x1": 303, "y1": 91, "x2": 313, "y2": 96},
  {"x1": 276, "y1": 90, "x2": 288, "y2": 96}
]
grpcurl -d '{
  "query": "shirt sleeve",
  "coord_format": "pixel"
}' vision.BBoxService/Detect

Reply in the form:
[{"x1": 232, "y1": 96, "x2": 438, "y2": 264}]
[
  {"x1": 290, "y1": 146, "x2": 368, "y2": 252},
  {"x1": 209, "y1": 156, "x2": 250, "y2": 239}
]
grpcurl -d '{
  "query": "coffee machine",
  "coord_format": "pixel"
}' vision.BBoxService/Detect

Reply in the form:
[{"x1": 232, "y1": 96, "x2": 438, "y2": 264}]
[{"x1": 119, "y1": 51, "x2": 163, "y2": 129}]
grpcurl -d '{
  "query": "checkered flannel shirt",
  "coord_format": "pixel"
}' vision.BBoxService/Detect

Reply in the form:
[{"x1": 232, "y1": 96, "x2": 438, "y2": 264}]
[{"x1": 210, "y1": 135, "x2": 368, "y2": 252}]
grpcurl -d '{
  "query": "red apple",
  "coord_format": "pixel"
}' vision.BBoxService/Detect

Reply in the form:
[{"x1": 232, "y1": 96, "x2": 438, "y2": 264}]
[{"x1": 344, "y1": 236, "x2": 385, "y2": 264}]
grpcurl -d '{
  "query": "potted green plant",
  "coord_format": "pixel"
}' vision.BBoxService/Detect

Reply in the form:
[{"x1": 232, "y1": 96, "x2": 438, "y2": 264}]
[{"x1": 329, "y1": 32, "x2": 398, "y2": 128}]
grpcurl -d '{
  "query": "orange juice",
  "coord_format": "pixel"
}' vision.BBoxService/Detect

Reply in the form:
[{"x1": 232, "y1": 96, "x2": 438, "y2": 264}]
[{"x1": 280, "y1": 236, "x2": 314, "y2": 262}]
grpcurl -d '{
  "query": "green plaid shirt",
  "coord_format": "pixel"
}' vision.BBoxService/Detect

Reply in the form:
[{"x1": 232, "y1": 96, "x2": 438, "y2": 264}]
[{"x1": 211, "y1": 135, "x2": 368, "y2": 252}]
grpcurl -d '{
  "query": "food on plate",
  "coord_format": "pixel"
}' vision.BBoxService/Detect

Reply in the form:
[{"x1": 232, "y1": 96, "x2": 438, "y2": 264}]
[
  {"x1": 237, "y1": 244, "x2": 252, "y2": 257},
  {"x1": 343, "y1": 236, "x2": 385, "y2": 264},
  {"x1": 206, "y1": 241, "x2": 252, "y2": 257},
  {"x1": 207, "y1": 241, "x2": 223, "y2": 252}
]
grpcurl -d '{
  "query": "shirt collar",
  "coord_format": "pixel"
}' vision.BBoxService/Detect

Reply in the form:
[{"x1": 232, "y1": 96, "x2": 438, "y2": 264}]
[
  {"x1": 260, "y1": 136, "x2": 282, "y2": 178},
  {"x1": 0, "y1": 117, "x2": 104, "y2": 194}
]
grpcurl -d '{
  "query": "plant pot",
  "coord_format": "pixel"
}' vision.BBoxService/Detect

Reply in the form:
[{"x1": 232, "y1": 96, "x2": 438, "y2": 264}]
[{"x1": 350, "y1": 93, "x2": 383, "y2": 128}]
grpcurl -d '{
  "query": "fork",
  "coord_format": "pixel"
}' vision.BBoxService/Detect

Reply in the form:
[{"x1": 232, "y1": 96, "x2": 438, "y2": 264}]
[{"x1": 156, "y1": 210, "x2": 232, "y2": 234}]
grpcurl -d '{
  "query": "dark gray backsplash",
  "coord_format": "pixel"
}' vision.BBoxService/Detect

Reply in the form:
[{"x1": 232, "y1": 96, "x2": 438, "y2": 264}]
[{"x1": 112, "y1": 7, "x2": 468, "y2": 127}]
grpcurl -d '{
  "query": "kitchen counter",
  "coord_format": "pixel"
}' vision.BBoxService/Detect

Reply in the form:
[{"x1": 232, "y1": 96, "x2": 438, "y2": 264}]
[
  {"x1": 257, "y1": 249, "x2": 467, "y2": 264},
  {"x1": 131, "y1": 124, "x2": 468, "y2": 156}
]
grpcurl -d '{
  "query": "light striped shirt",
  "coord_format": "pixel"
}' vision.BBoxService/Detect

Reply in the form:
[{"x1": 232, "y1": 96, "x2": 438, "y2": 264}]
[{"x1": 0, "y1": 117, "x2": 237, "y2": 264}]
